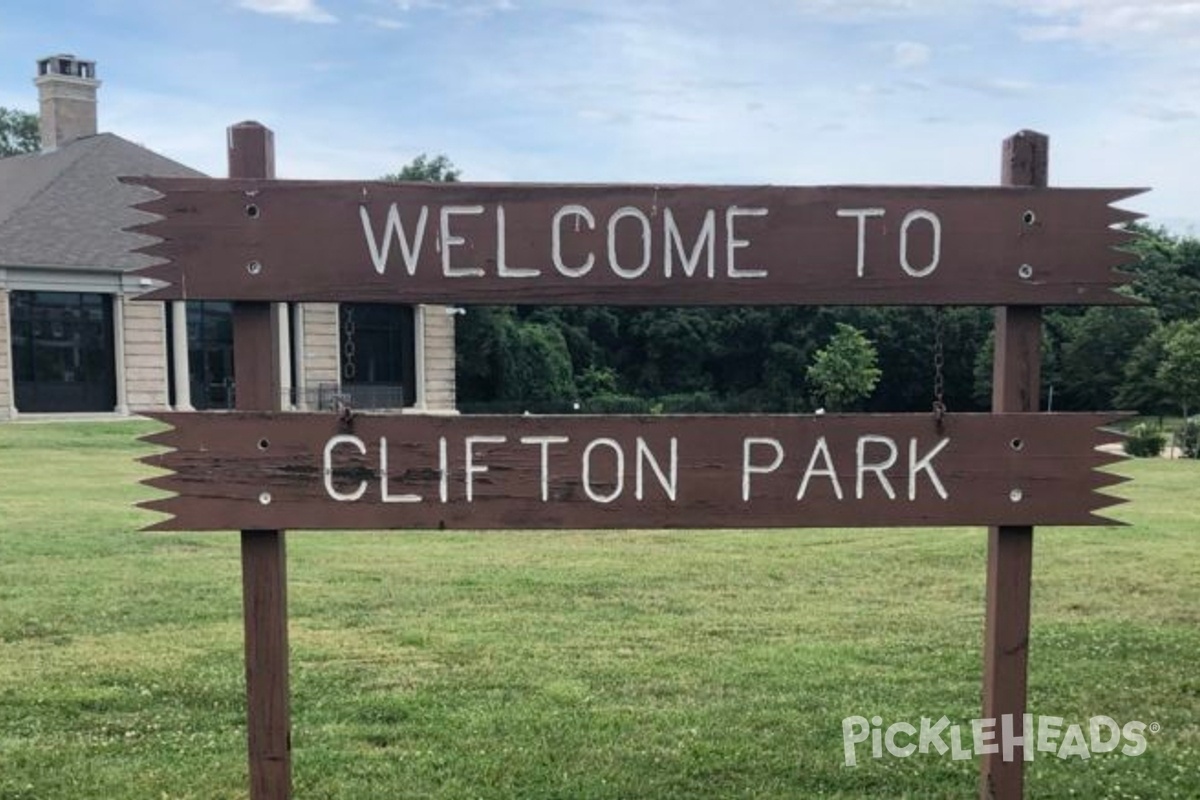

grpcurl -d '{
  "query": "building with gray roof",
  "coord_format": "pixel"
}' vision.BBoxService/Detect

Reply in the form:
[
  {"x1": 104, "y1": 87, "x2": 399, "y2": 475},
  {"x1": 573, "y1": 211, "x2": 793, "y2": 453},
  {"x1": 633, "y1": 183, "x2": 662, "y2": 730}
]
[{"x1": 0, "y1": 55, "x2": 457, "y2": 420}]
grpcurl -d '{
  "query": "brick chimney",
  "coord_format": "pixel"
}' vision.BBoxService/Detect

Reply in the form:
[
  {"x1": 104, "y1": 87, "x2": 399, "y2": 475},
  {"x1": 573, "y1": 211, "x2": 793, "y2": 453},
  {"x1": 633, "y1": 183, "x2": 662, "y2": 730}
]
[{"x1": 34, "y1": 54, "x2": 100, "y2": 150}]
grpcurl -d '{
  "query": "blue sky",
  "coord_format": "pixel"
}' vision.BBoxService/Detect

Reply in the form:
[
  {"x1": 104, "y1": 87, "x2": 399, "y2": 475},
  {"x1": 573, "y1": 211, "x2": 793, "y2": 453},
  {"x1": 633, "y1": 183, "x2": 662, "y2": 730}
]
[{"x1": 1, "y1": 1, "x2": 1197, "y2": 231}]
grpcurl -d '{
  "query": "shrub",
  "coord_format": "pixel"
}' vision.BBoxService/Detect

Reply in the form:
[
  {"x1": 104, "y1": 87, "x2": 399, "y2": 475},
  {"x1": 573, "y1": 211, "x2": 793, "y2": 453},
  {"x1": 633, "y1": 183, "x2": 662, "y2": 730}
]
[
  {"x1": 584, "y1": 393, "x2": 654, "y2": 414},
  {"x1": 1124, "y1": 423, "x2": 1166, "y2": 458},
  {"x1": 657, "y1": 391, "x2": 724, "y2": 413},
  {"x1": 1179, "y1": 420, "x2": 1200, "y2": 459}
]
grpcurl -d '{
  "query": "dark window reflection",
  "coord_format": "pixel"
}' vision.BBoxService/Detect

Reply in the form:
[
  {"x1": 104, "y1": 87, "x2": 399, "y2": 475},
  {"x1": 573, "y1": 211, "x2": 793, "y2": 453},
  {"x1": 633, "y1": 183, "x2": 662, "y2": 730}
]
[
  {"x1": 339, "y1": 304, "x2": 415, "y2": 408},
  {"x1": 11, "y1": 291, "x2": 116, "y2": 413},
  {"x1": 186, "y1": 301, "x2": 234, "y2": 409}
]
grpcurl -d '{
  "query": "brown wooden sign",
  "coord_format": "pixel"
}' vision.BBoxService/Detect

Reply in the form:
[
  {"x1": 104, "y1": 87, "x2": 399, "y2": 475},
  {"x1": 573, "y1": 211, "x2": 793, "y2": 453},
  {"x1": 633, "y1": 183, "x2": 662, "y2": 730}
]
[
  {"x1": 141, "y1": 412, "x2": 1125, "y2": 531},
  {"x1": 127, "y1": 178, "x2": 1142, "y2": 306}
]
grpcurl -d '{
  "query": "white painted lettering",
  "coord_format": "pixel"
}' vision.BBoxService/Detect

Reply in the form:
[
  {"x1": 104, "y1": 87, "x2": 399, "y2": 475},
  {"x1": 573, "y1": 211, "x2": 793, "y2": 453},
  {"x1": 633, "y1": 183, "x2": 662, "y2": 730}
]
[
  {"x1": 909, "y1": 437, "x2": 950, "y2": 500},
  {"x1": 742, "y1": 437, "x2": 784, "y2": 501},
  {"x1": 798, "y1": 436, "x2": 844, "y2": 500},
  {"x1": 552, "y1": 204, "x2": 596, "y2": 277},
  {"x1": 496, "y1": 205, "x2": 540, "y2": 278},
  {"x1": 380, "y1": 437, "x2": 422, "y2": 503},
  {"x1": 465, "y1": 435, "x2": 506, "y2": 502},
  {"x1": 856, "y1": 435, "x2": 898, "y2": 500},
  {"x1": 607, "y1": 206, "x2": 653, "y2": 279},
  {"x1": 664, "y1": 208, "x2": 716, "y2": 278},
  {"x1": 440, "y1": 205, "x2": 485, "y2": 278},
  {"x1": 726, "y1": 206, "x2": 769, "y2": 278},
  {"x1": 438, "y1": 436, "x2": 449, "y2": 503},
  {"x1": 520, "y1": 435, "x2": 570, "y2": 502},
  {"x1": 360, "y1": 204, "x2": 428, "y2": 276},
  {"x1": 837, "y1": 207, "x2": 886, "y2": 278},
  {"x1": 899, "y1": 209, "x2": 941, "y2": 277},
  {"x1": 583, "y1": 438, "x2": 625, "y2": 503},
  {"x1": 635, "y1": 437, "x2": 678, "y2": 501},
  {"x1": 323, "y1": 434, "x2": 368, "y2": 502}
]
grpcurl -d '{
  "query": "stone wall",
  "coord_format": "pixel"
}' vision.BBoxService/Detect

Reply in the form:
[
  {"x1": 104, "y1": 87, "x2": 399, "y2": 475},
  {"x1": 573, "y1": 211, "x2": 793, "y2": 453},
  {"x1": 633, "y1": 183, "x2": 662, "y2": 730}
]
[
  {"x1": 421, "y1": 305, "x2": 456, "y2": 411},
  {"x1": 123, "y1": 298, "x2": 169, "y2": 411},
  {"x1": 297, "y1": 303, "x2": 340, "y2": 409},
  {"x1": 0, "y1": 290, "x2": 12, "y2": 420}
]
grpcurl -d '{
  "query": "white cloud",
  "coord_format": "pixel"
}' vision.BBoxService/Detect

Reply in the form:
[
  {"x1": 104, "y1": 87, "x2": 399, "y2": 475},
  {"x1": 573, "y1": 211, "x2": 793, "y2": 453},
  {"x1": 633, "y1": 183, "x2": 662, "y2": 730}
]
[
  {"x1": 360, "y1": 15, "x2": 408, "y2": 29},
  {"x1": 1010, "y1": 0, "x2": 1200, "y2": 49},
  {"x1": 795, "y1": 0, "x2": 943, "y2": 16},
  {"x1": 892, "y1": 41, "x2": 931, "y2": 68},
  {"x1": 391, "y1": 0, "x2": 515, "y2": 13},
  {"x1": 237, "y1": 0, "x2": 337, "y2": 24}
]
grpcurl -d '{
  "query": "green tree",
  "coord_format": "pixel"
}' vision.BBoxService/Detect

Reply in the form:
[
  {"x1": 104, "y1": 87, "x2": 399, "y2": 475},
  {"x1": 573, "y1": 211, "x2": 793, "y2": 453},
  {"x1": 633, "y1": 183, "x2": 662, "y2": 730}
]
[
  {"x1": 576, "y1": 364, "x2": 618, "y2": 399},
  {"x1": 1056, "y1": 306, "x2": 1160, "y2": 410},
  {"x1": 381, "y1": 153, "x2": 460, "y2": 183},
  {"x1": 1115, "y1": 325, "x2": 1173, "y2": 415},
  {"x1": 497, "y1": 319, "x2": 576, "y2": 406},
  {"x1": 807, "y1": 323, "x2": 881, "y2": 412},
  {"x1": 763, "y1": 341, "x2": 809, "y2": 411},
  {"x1": 0, "y1": 107, "x2": 39, "y2": 156},
  {"x1": 1157, "y1": 320, "x2": 1200, "y2": 420},
  {"x1": 1125, "y1": 225, "x2": 1200, "y2": 323}
]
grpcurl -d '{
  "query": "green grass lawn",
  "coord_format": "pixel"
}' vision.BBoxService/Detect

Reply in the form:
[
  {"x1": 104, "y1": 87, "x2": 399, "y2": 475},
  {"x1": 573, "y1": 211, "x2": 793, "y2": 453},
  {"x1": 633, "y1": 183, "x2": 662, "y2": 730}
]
[{"x1": 1, "y1": 421, "x2": 1197, "y2": 799}]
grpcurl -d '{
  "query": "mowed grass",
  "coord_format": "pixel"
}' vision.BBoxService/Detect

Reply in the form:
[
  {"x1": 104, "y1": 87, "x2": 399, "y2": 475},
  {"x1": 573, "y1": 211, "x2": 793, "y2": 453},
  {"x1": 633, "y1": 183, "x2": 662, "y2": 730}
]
[{"x1": 0, "y1": 422, "x2": 1197, "y2": 799}]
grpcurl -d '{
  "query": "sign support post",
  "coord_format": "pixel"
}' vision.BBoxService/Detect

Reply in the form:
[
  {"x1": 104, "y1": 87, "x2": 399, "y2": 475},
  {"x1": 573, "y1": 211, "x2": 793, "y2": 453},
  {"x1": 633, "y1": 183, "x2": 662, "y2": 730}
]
[
  {"x1": 980, "y1": 130, "x2": 1048, "y2": 799},
  {"x1": 228, "y1": 121, "x2": 292, "y2": 800}
]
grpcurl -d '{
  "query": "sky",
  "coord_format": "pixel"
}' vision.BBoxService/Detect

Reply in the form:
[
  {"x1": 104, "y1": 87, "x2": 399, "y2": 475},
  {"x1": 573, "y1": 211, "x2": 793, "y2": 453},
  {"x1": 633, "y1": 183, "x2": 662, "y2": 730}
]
[{"x1": 1, "y1": 1, "x2": 1197, "y2": 232}]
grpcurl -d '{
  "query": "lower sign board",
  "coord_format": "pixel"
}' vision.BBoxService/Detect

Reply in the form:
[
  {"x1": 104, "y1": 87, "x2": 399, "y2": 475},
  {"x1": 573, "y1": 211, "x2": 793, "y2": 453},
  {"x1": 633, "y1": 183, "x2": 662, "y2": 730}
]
[{"x1": 141, "y1": 412, "x2": 1125, "y2": 531}]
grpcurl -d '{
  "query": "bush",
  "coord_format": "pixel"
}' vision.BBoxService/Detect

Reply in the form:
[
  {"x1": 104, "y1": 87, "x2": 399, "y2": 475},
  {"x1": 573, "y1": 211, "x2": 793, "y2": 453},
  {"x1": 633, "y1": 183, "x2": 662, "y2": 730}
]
[
  {"x1": 657, "y1": 391, "x2": 724, "y2": 413},
  {"x1": 1179, "y1": 420, "x2": 1200, "y2": 459},
  {"x1": 1124, "y1": 423, "x2": 1166, "y2": 458},
  {"x1": 584, "y1": 393, "x2": 654, "y2": 414}
]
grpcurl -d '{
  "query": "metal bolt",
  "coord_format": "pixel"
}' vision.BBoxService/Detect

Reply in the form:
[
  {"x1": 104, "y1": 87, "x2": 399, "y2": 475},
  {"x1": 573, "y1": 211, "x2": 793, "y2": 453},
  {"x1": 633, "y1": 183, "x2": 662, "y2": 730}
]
[
  {"x1": 1022, "y1": 209, "x2": 1036, "y2": 226},
  {"x1": 1018, "y1": 264, "x2": 1034, "y2": 280},
  {"x1": 245, "y1": 203, "x2": 260, "y2": 219},
  {"x1": 1010, "y1": 438, "x2": 1024, "y2": 451},
  {"x1": 258, "y1": 492, "x2": 272, "y2": 505},
  {"x1": 247, "y1": 260, "x2": 263, "y2": 276},
  {"x1": 1009, "y1": 488, "x2": 1023, "y2": 503}
]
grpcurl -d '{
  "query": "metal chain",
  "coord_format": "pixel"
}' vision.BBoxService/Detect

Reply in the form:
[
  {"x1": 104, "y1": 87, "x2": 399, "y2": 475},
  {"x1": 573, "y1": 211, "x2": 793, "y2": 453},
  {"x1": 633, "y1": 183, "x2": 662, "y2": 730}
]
[
  {"x1": 342, "y1": 306, "x2": 357, "y2": 381},
  {"x1": 932, "y1": 308, "x2": 947, "y2": 426}
]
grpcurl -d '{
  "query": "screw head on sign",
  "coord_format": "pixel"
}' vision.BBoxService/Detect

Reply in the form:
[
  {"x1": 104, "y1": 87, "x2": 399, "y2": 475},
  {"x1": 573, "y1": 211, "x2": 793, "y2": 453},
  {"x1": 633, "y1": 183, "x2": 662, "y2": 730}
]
[
  {"x1": 1018, "y1": 264, "x2": 1034, "y2": 280},
  {"x1": 247, "y1": 260, "x2": 263, "y2": 276},
  {"x1": 259, "y1": 492, "x2": 272, "y2": 505},
  {"x1": 1009, "y1": 488, "x2": 1024, "y2": 503}
]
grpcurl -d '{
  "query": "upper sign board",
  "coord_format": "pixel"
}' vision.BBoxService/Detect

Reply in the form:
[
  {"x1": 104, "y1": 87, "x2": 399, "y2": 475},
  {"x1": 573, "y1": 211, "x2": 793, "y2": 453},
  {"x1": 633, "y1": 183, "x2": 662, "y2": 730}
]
[{"x1": 127, "y1": 179, "x2": 1143, "y2": 306}]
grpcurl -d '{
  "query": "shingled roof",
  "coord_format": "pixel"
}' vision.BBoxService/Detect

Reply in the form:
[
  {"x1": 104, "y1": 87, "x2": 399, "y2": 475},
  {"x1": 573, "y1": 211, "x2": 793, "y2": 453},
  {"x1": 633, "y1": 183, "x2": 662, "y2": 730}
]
[{"x1": 0, "y1": 132, "x2": 204, "y2": 272}]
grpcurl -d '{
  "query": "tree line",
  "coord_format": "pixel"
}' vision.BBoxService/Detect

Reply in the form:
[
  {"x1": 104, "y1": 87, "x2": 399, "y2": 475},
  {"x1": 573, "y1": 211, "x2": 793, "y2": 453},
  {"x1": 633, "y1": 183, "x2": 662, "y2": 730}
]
[
  {"x1": 452, "y1": 236, "x2": 1195, "y2": 418},
  {"x1": 388, "y1": 153, "x2": 1200, "y2": 420},
  {"x1": 372, "y1": 154, "x2": 1200, "y2": 420}
]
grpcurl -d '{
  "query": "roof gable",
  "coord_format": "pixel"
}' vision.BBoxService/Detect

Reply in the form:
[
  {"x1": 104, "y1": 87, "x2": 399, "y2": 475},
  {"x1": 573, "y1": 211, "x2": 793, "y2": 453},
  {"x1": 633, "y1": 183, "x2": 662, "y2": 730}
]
[{"x1": 0, "y1": 133, "x2": 205, "y2": 272}]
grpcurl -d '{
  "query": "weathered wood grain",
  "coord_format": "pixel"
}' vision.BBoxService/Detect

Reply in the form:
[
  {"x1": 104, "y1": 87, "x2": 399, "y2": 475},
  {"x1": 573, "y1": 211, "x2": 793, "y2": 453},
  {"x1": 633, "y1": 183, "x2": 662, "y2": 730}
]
[
  {"x1": 124, "y1": 180, "x2": 1143, "y2": 306},
  {"x1": 140, "y1": 412, "x2": 1127, "y2": 531}
]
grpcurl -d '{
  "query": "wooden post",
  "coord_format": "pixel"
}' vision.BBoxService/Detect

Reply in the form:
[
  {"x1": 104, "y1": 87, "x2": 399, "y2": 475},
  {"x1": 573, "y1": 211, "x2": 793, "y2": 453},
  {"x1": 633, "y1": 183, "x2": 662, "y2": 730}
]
[
  {"x1": 229, "y1": 121, "x2": 291, "y2": 800},
  {"x1": 980, "y1": 130, "x2": 1047, "y2": 799}
]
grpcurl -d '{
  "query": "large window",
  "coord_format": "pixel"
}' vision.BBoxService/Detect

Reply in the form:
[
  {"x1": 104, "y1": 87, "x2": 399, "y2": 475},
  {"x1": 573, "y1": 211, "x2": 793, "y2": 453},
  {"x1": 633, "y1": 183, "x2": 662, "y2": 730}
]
[
  {"x1": 339, "y1": 304, "x2": 415, "y2": 408},
  {"x1": 10, "y1": 291, "x2": 115, "y2": 413},
  {"x1": 186, "y1": 301, "x2": 234, "y2": 410}
]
